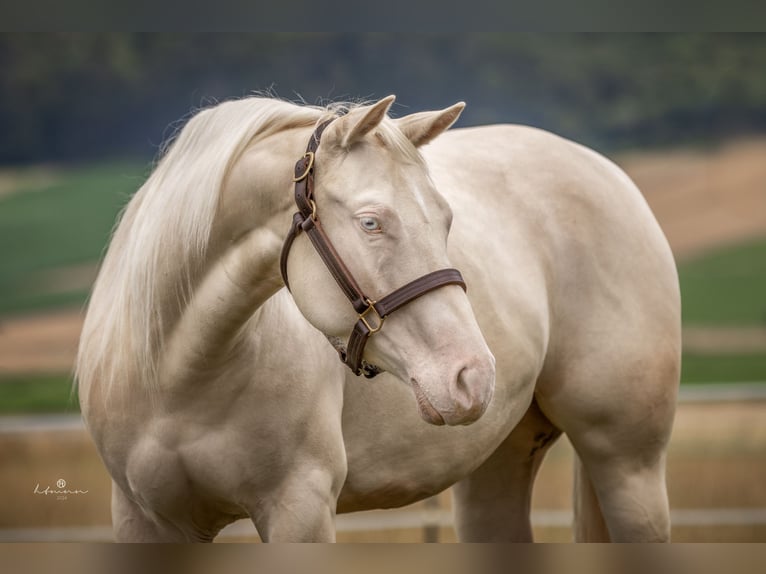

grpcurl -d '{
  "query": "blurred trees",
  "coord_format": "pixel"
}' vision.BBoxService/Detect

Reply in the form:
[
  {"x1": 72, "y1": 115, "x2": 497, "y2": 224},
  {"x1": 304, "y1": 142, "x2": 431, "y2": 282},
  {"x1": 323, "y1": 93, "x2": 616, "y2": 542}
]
[{"x1": 1, "y1": 33, "x2": 765, "y2": 164}]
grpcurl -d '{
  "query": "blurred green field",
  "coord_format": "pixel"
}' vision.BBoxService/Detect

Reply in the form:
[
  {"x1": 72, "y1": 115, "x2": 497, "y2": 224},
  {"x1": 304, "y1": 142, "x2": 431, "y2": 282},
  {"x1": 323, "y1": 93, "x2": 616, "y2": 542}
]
[
  {"x1": 675, "y1": 237, "x2": 766, "y2": 385},
  {"x1": 681, "y1": 353, "x2": 766, "y2": 384},
  {"x1": 0, "y1": 161, "x2": 765, "y2": 414},
  {"x1": 679, "y1": 237, "x2": 766, "y2": 326},
  {"x1": 0, "y1": 375, "x2": 79, "y2": 414},
  {"x1": 0, "y1": 161, "x2": 147, "y2": 316}
]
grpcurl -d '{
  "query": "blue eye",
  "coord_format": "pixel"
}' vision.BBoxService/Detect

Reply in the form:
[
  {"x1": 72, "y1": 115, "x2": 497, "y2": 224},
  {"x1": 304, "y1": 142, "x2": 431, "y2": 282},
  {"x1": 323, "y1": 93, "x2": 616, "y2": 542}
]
[{"x1": 360, "y1": 216, "x2": 381, "y2": 232}]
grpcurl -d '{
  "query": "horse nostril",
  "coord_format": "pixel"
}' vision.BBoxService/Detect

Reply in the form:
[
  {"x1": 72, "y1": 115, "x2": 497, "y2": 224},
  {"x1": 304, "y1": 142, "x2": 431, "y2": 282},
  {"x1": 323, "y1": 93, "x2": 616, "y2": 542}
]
[
  {"x1": 454, "y1": 366, "x2": 478, "y2": 407},
  {"x1": 452, "y1": 359, "x2": 495, "y2": 421},
  {"x1": 455, "y1": 367, "x2": 471, "y2": 395}
]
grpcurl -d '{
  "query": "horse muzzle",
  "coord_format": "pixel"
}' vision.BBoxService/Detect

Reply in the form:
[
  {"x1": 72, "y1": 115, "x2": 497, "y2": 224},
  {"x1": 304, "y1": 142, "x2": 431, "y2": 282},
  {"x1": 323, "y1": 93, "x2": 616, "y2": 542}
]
[{"x1": 410, "y1": 354, "x2": 496, "y2": 426}]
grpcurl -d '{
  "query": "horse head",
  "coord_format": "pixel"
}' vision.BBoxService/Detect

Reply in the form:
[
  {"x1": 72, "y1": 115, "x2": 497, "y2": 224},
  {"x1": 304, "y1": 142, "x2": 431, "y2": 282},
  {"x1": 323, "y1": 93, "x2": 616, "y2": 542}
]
[{"x1": 284, "y1": 96, "x2": 495, "y2": 426}]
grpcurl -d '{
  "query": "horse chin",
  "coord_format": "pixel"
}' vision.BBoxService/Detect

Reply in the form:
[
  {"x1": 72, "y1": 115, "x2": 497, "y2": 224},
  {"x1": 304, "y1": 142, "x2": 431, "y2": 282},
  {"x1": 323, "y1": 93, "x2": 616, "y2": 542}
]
[{"x1": 410, "y1": 378, "x2": 446, "y2": 426}]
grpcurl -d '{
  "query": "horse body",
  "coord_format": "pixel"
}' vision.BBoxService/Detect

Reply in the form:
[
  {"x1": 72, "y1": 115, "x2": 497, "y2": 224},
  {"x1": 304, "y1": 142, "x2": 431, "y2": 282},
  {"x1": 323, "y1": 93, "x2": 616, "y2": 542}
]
[
  {"x1": 339, "y1": 124, "x2": 680, "y2": 542},
  {"x1": 77, "y1": 97, "x2": 679, "y2": 542}
]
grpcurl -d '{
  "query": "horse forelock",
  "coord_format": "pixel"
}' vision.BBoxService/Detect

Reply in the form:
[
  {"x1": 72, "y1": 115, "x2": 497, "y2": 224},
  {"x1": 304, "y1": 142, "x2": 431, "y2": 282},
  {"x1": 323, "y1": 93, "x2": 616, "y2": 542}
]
[{"x1": 374, "y1": 118, "x2": 425, "y2": 167}]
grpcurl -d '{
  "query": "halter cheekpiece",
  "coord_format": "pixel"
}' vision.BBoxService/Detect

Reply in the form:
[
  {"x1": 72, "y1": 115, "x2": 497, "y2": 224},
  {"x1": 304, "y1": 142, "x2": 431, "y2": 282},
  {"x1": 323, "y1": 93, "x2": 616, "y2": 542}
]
[{"x1": 279, "y1": 118, "x2": 467, "y2": 378}]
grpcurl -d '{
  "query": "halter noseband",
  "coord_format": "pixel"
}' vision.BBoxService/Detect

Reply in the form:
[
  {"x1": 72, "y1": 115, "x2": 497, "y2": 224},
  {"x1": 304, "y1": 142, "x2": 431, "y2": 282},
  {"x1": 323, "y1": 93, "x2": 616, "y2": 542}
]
[{"x1": 279, "y1": 119, "x2": 467, "y2": 378}]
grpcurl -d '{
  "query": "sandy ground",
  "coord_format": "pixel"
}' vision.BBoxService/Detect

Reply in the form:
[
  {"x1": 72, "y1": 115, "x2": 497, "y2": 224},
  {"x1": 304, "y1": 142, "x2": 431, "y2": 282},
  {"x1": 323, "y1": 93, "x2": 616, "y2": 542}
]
[
  {"x1": 1, "y1": 138, "x2": 765, "y2": 374},
  {"x1": 0, "y1": 165, "x2": 61, "y2": 199},
  {"x1": 682, "y1": 326, "x2": 766, "y2": 354},
  {"x1": 0, "y1": 310, "x2": 84, "y2": 375},
  {"x1": 616, "y1": 138, "x2": 766, "y2": 261}
]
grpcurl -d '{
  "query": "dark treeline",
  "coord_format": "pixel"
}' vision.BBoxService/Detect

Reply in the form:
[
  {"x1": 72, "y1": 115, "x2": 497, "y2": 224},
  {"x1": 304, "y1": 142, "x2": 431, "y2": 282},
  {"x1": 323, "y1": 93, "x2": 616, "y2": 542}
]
[{"x1": 1, "y1": 33, "x2": 765, "y2": 164}]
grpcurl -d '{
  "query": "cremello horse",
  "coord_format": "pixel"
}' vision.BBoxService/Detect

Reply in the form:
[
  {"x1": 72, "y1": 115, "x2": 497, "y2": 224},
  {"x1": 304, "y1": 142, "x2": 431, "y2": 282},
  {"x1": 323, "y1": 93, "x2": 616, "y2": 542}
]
[{"x1": 77, "y1": 95, "x2": 680, "y2": 542}]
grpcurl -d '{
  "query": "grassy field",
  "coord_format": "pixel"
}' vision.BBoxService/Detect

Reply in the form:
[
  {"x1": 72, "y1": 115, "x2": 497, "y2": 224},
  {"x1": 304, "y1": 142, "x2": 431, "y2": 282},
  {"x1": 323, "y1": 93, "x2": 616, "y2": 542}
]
[
  {"x1": 0, "y1": 375, "x2": 80, "y2": 415},
  {"x1": 681, "y1": 353, "x2": 766, "y2": 384},
  {"x1": 0, "y1": 160, "x2": 146, "y2": 316},
  {"x1": 678, "y1": 237, "x2": 766, "y2": 326},
  {"x1": 675, "y1": 237, "x2": 766, "y2": 383}
]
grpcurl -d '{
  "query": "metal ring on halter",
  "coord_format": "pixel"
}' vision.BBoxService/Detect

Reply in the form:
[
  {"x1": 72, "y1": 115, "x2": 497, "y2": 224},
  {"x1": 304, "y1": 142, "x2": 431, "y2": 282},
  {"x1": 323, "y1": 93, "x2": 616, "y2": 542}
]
[
  {"x1": 358, "y1": 299, "x2": 384, "y2": 334},
  {"x1": 292, "y1": 152, "x2": 315, "y2": 182},
  {"x1": 309, "y1": 199, "x2": 317, "y2": 221}
]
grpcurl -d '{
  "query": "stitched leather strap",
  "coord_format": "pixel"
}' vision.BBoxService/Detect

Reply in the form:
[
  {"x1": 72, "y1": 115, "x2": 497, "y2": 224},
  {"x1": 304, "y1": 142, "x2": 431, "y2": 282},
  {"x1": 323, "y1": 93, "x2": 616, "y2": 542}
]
[
  {"x1": 279, "y1": 213, "x2": 303, "y2": 290},
  {"x1": 344, "y1": 268, "x2": 466, "y2": 377},
  {"x1": 281, "y1": 210, "x2": 370, "y2": 313},
  {"x1": 294, "y1": 119, "x2": 331, "y2": 210},
  {"x1": 280, "y1": 118, "x2": 468, "y2": 377},
  {"x1": 375, "y1": 268, "x2": 466, "y2": 316},
  {"x1": 301, "y1": 216, "x2": 370, "y2": 313}
]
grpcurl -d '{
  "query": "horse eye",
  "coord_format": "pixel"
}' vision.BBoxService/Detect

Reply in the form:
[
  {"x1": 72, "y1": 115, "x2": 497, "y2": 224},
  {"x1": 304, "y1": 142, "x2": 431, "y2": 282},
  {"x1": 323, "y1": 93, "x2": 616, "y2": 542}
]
[{"x1": 360, "y1": 216, "x2": 382, "y2": 232}]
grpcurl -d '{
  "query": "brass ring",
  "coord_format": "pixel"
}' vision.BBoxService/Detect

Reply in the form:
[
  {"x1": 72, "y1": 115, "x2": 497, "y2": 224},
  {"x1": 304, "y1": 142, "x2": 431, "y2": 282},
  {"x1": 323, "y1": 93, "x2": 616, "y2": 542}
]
[
  {"x1": 292, "y1": 152, "x2": 315, "y2": 182},
  {"x1": 309, "y1": 199, "x2": 317, "y2": 221},
  {"x1": 359, "y1": 299, "x2": 385, "y2": 334}
]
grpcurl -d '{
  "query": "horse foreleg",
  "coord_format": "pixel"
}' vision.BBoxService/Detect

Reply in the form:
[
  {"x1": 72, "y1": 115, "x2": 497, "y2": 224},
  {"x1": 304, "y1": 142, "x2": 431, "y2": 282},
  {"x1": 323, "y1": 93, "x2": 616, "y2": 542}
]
[
  {"x1": 572, "y1": 453, "x2": 610, "y2": 542},
  {"x1": 249, "y1": 466, "x2": 342, "y2": 542},
  {"x1": 111, "y1": 481, "x2": 192, "y2": 542},
  {"x1": 452, "y1": 398, "x2": 561, "y2": 542},
  {"x1": 572, "y1": 446, "x2": 671, "y2": 542}
]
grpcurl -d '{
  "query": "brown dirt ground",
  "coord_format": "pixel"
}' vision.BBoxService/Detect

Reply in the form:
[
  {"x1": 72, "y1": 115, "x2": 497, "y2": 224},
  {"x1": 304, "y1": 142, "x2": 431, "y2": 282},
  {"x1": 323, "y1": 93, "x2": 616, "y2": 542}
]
[
  {"x1": 0, "y1": 310, "x2": 84, "y2": 375},
  {"x1": 1, "y1": 137, "x2": 766, "y2": 373},
  {"x1": 0, "y1": 165, "x2": 61, "y2": 199},
  {"x1": 616, "y1": 137, "x2": 766, "y2": 262}
]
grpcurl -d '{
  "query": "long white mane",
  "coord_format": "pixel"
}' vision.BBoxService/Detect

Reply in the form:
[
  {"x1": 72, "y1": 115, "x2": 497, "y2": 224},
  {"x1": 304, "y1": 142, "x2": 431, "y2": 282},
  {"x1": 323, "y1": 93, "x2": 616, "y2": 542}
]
[
  {"x1": 76, "y1": 96, "x2": 422, "y2": 398},
  {"x1": 76, "y1": 97, "x2": 328, "y2": 397}
]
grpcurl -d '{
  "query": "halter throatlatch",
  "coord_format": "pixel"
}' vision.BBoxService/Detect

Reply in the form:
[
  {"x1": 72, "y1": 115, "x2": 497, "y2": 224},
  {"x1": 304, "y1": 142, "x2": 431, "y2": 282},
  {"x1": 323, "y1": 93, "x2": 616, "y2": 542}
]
[{"x1": 280, "y1": 118, "x2": 467, "y2": 378}]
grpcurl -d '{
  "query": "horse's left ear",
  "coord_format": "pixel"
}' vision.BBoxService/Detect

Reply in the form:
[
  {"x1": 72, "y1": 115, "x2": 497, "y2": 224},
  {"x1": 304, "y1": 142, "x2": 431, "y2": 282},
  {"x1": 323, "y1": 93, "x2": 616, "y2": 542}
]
[
  {"x1": 325, "y1": 95, "x2": 397, "y2": 149},
  {"x1": 395, "y1": 102, "x2": 466, "y2": 147}
]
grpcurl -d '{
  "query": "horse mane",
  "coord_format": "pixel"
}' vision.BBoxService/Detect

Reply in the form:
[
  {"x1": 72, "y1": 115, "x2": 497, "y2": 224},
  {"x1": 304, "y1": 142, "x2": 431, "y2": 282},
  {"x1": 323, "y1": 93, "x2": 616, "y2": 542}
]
[
  {"x1": 76, "y1": 95, "x2": 422, "y2": 398},
  {"x1": 76, "y1": 96, "x2": 326, "y2": 397}
]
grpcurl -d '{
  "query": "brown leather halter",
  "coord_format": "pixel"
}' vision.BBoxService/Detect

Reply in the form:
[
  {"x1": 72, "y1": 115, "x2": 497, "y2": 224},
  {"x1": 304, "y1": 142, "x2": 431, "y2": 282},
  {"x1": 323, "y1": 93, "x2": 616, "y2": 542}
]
[{"x1": 280, "y1": 119, "x2": 467, "y2": 378}]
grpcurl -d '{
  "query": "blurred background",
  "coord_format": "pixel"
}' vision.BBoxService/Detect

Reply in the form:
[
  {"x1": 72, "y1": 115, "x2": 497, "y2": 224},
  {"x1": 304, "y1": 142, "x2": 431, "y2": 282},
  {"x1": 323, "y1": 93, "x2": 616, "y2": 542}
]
[{"x1": 0, "y1": 33, "x2": 765, "y2": 542}]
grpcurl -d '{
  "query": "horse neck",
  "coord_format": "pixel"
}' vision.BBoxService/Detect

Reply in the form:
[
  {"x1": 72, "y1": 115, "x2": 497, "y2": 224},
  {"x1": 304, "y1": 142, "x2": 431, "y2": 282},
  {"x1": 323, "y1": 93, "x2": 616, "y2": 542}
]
[{"x1": 158, "y1": 125, "x2": 314, "y2": 389}]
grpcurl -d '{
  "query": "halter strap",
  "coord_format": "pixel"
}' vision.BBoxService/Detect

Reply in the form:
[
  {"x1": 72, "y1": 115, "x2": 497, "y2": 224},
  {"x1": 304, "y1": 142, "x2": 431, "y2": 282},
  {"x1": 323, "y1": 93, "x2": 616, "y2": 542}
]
[
  {"x1": 342, "y1": 269, "x2": 466, "y2": 377},
  {"x1": 280, "y1": 118, "x2": 467, "y2": 378}
]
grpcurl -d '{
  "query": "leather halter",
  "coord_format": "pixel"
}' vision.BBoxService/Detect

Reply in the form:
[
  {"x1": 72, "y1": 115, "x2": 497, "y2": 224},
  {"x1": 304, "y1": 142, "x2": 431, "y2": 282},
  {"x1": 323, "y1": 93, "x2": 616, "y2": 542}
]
[{"x1": 280, "y1": 119, "x2": 467, "y2": 378}]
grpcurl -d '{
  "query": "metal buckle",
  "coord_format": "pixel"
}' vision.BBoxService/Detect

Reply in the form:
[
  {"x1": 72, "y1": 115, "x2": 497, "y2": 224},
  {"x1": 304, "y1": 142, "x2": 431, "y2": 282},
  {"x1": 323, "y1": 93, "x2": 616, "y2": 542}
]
[
  {"x1": 292, "y1": 151, "x2": 315, "y2": 182},
  {"x1": 359, "y1": 299, "x2": 384, "y2": 334}
]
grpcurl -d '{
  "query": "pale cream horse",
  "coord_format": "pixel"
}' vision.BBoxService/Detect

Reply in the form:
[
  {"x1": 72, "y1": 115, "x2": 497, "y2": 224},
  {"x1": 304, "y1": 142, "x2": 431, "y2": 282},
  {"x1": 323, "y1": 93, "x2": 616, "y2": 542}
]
[{"x1": 77, "y1": 95, "x2": 680, "y2": 542}]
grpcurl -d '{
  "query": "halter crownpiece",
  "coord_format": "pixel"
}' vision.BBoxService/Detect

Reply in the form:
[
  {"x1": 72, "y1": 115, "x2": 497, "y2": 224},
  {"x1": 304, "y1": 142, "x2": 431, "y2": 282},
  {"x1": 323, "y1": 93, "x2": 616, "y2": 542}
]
[{"x1": 280, "y1": 117, "x2": 467, "y2": 378}]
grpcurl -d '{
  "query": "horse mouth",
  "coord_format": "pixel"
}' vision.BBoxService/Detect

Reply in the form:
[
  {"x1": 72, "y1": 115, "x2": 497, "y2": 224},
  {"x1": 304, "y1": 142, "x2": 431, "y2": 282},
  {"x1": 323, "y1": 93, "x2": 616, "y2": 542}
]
[{"x1": 410, "y1": 378, "x2": 445, "y2": 426}]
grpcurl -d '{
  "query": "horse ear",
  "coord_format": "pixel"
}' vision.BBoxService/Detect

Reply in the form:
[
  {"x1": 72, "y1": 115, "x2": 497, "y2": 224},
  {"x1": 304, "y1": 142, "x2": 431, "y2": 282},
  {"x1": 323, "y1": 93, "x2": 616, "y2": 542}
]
[
  {"x1": 326, "y1": 95, "x2": 396, "y2": 149},
  {"x1": 396, "y1": 102, "x2": 466, "y2": 147}
]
